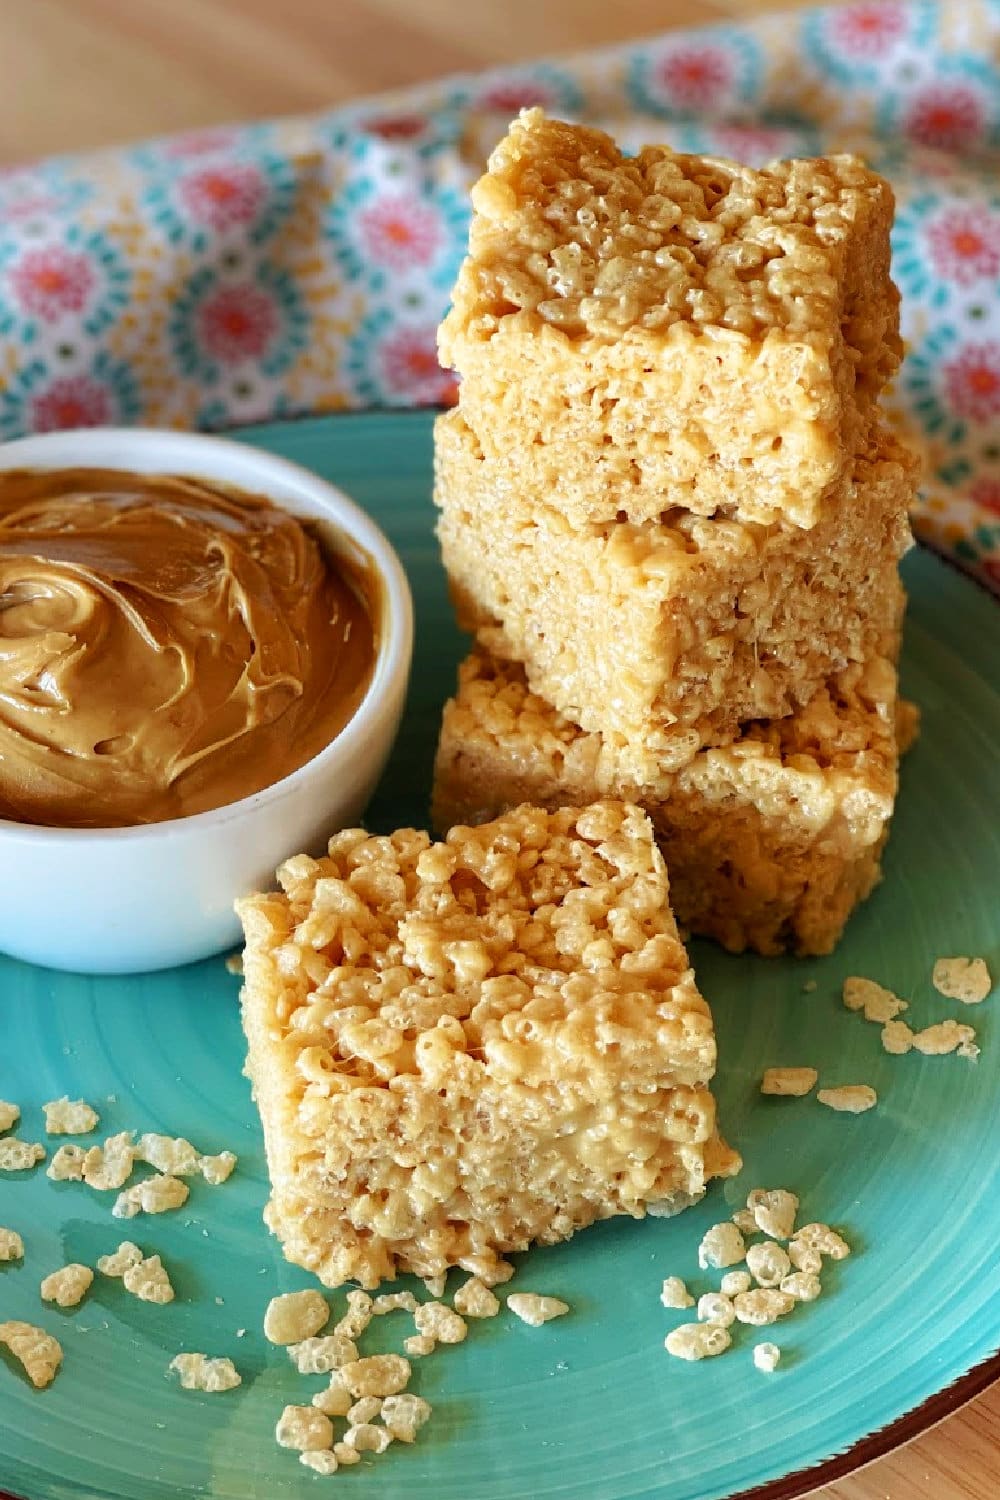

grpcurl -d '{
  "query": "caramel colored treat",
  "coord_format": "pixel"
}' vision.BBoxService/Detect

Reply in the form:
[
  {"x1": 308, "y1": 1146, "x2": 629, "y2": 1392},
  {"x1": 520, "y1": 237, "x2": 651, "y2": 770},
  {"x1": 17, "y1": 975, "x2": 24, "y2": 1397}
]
[
  {"x1": 239, "y1": 802, "x2": 739, "y2": 1289},
  {"x1": 440, "y1": 110, "x2": 901, "y2": 531},
  {"x1": 436, "y1": 410, "x2": 912, "y2": 779},
  {"x1": 432, "y1": 648, "x2": 908, "y2": 957}
]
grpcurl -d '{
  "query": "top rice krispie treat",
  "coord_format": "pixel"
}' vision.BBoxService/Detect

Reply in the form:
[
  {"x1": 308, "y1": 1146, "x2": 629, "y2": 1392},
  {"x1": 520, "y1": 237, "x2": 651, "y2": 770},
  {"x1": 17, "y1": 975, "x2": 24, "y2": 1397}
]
[
  {"x1": 440, "y1": 109, "x2": 901, "y2": 530},
  {"x1": 239, "y1": 801, "x2": 737, "y2": 1289}
]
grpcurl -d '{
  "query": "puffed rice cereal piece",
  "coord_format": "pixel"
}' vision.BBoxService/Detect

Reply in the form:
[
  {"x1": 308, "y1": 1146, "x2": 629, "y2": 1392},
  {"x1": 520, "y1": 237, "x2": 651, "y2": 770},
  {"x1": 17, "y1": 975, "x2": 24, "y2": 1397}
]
[
  {"x1": 0, "y1": 1320, "x2": 63, "y2": 1387},
  {"x1": 403, "y1": 1334, "x2": 436, "y2": 1357},
  {"x1": 746, "y1": 1242, "x2": 792, "y2": 1288},
  {"x1": 113, "y1": 1174, "x2": 189, "y2": 1219},
  {"x1": 698, "y1": 1222, "x2": 746, "y2": 1270},
  {"x1": 664, "y1": 1322, "x2": 731, "y2": 1360},
  {"x1": 753, "y1": 1342, "x2": 782, "y2": 1373},
  {"x1": 0, "y1": 1228, "x2": 23, "y2": 1261},
  {"x1": 791, "y1": 1223, "x2": 851, "y2": 1261},
  {"x1": 842, "y1": 976, "x2": 908, "y2": 1023},
  {"x1": 123, "y1": 1254, "x2": 174, "y2": 1304},
  {"x1": 135, "y1": 1134, "x2": 200, "y2": 1176},
  {"x1": 881, "y1": 1019, "x2": 915, "y2": 1055},
  {"x1": 760, "y1": 1068, "x2": 818, "y2": 1097},
  {"x1": 817, "y1": 1085, "x2": 877, "y2": 1113},
  {"x1": 288, "y1": 1333, "x2": 357, "y2": 1375},
  {"x1": 341, "y1": 1353, "x2": 411, "y2": 1399},
  {"x1": 731, "y1": 1208, "x2": 758, "y2": 1234},
  {"x1": 0, "y1": 1101, "x2": 20, "y2": 1132},
  {"x1": 733, "y1": 1289, "x2": 795, "y2": 1326},
  {"x1": 43, "y1": 1098, "x2": 100, "y2": 1135},
  {"x1": 312, "y1": 1372, "x2": 353, "y2": 1416},
  {"x1": 47, "y1": 1144, "x2": 87, "y2": 1182},
  {"x1": 415, "y1": 1301, "x2": 468, "y2": 1342},
  {"x1": 912, "y1": 1020, "x2": 977, "y2": 1056},
  {"x1": 264, "y1": 1289, "x2": 329, "y2": 1345},
  {"x1": 275, "y1": 1405, "x2": 334, "y2": 1452},
  {"x1": 932, "y1": 956, "x2": 992, "y2": 1005},
  {"x1": 381, "y1": 1393, "x2": 432, "y2": 1443},
  {"x1": 697, "y1": 1293, "x2": 735, "y2": 1328},
  {"x1": 199, "y1": 1151, "x2": 237, "y2": 1185},
  {"x1": 344, "y1": 1423, "x2": 392, "y2": 1454},
  {"x1": 660, "y1": 1276, "x2": 695, "y2": 1310},
  {"x1": 422, "y1": 1274, "x2": 447, "y2": 1298},
  {"x1": 334, "y1": 1290, "x2": 374, "y2": 1340},
  {"x1": 299, "y1": 1451, "x2": 338, "y2": 1475},
  {"x1": 169, "y1": 1353, "x2": 241, "y2": 1391},
  {"x1": 747, "y1": 1189, "x2": 799, "y2": 1242},
  {"x1": 453, "y1": 1276, "x2": 501, "y2": 1318},
  {"x1": 787, "y1": 1241, "x2": 823, "y2": 1275},
  {"x1": 0, "y1": 1139, "x2": 45, "y2": 1172},
  {"x1": 96, "y1": 1241, "x2": 143, "y2": 1277},
  {"x1": 780, "y1": 1272, "x2": 822, "y2": 1303},
  {"x1": 347, "y1": 1397, "x2": 382, "y2": 1424},
  {"x1": 506, "y1": 1294, "x2": 569, "y2": 1328},
  {"x1": 372, "y1": 1291, "x2": 419, "y2": 1316},
  {"x1": 720, "y1": 1270, "x2": 752, "y2": 1297},
  {"x1": 40, "y1": 1263, "x2": 93, "y2": 1308},
  {"x1": 82, "y1": 1132, "x2": 135, "y2": 1191},
  {"x1": 334, "y1": 1443, "x2": 361, "y2": 1466}
]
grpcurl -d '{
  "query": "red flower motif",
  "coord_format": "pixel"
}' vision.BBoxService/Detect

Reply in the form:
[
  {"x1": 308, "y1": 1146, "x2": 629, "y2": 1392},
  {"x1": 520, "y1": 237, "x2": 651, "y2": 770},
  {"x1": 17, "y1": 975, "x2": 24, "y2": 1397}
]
[
  {"x1": 31, "y1": 376, "x2": 112, "y2": 432},
  {"x1": 479, "y1": 81, "x2": 554, "y2": 114},
  {"x1": 926, "y1": 210, "x2": 1000, "y2": 285},
  {"x1": 943, "y1": 342, "x2": 1000, "y2": 422},
  {"x1": 358, "y1": 196, "x2": 442, "y2": 270},
  {"x1": 178, "y1": 164, "x2": 267, "y2": 231},
  {"x1": 363, "y1": 115, "x2": 428, "y2": 142},
  {"x1": 379, "y1": 327, "x2": 455, "y2": 404},
  {"x1": 164, "y1": 129, "x2": 237, "y2": 159},
  {"x1": 197, "y1": 284, "x2": 278, "y2": 363},
  {"x1": 830, "y1": 3, "x2": 907, "y2": 56},
  {"x1": 657, "y1": 47, "x2": 732, "y2": 110},
  {"x1": 9, "y1": 246, "x2": 96, "y2": 321},
  {"x1": 905, "y1": 85, "x2": 986, "y2": 153},
  {"x1": 968, "y1": 475, "x2": 1000, "y2": 517}
]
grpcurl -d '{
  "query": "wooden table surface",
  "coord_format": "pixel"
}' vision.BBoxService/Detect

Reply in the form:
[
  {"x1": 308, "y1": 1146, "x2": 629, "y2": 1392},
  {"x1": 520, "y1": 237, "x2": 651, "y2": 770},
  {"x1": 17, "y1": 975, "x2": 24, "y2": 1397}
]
[{"x1": 2, "y1": 2, "x2": 998, "y2": 1497}]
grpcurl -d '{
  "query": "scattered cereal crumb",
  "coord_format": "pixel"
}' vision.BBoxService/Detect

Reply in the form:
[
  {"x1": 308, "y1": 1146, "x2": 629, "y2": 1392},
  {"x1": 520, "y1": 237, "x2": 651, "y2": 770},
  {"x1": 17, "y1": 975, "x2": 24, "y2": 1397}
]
[
  {"x1": 453, "y1": 1276, "x2": 501, "y2": 1318},
  {"x1": 0, "y1": 1102, "x2": 20, "y2": 1133},
  {"x1": 113, "y1": 1174, "x2": 189, "y2": 1219},
  {"x1": 381, "y1": 1393, "x2": 432, "y2": 1443},
  {"x1": 780, "y1": 1272, "x2": 822, "y2": 1303},
  {"x1": 720, "y1": 1270, "x2": 751, "y2": 1297},
  {"x1": 753, "y1": 1342, "x2": 781, "y2": 1373},
  {"x1": 43, "y1": 1098, "x2": 99, "y2": 1135},
  {"x1": 333, "y1": 1442, "x2": 361, "y2": 1466},
  {"x1": 660, "y1": 1276, "x2": 694, "y2": 1310},
  {"x1": 802, "y1": 980, "x2": 817, "y2": 994},
  {"x1": 842, "y1": 976, "x2": 908, "y2": 1023},
  {"x1": 746, "y1": 1241, "x2": 792, "y2": 1288},
  {"x1": 347, "y1": 1397, "x2": 382, "y2": 1425},
  {"x1": 788, "y1": 1241, "x2": 823, "y2": 1275},
  {"x1": 343, "y1": 1423, "x2": 392, "y2": 1454},
  {"x1": 275, "y1": 1405, "x2": 334, "y2": 1452},
  {"x1": 264, "y1": 1289, "x2": 329, "y2": 1345},
  {"x1": 82, "y1": 1132, "x2": 135, "y2": 1191},
  {"x1": 664, "y1": 1322, "x2": 731, "y2": 1360},
  {"x1": 299, "y1": 1450, "x2": 338, "y2": 1475},
  {"x1": 224, "y1": 952, "x2": 244, "y2": 977},
  {"x1": 932, "y1": 956, "x2": 992, "y2": 1005},
  {"x1": 911, "y1": 1020, "x2": 977, "y2": 1056},
  {"x1": 334, "y1": 1290, "x2": 373, "y2": 1340},
  {"x1": 0, "y1": 1139, "x2": 45, "y2": 1172},
  {"x1": 311, "y1": 1372, "x2": 352, "y2": 1417},
  {"x1": 0, "y1": 1228, "x2": 24, "y2": 1262},
  {"x1": 372, "y1": 1291, "x2": 419, "y2": 1317},
  {"x1": 96, "y1": 1241, "x2": 144, "y2": 1277},
  {"x1": 47, "y1": 1144, "x2": 87, "y2": 1182},
  {"x1": 698, "y1": 1222, "x2": 746, "y2": 1269},
  {"x1": 733, "y1": 1289, "x2": 795, "y2": 1326},
  {"x1": 760, "y1": 1068, "x2": 818, "y2": 1097},
  {"x1": 0, "y1": 1320, "x2": 63, "y2": 1387},
  {"x1": 422, "y1": 1274, "x2": 446, "y2": 1298},
  {"x1": 135, "y1": 1134, "x2": 200, "y2": 1176},
  {"x1": 40, "y1": 1264, "x2": 93, "y2": 1308},
  {"x1": 199, "y1": 1151, "x2": 237, "y2": 1186},
  {"x1": 817, "y1": 1085, "x2": 877, "y2": 1114},
  {"x1": 731, "y1": 1207, "x2": 758, "y2": 1234},
  {"x1": 415, "y1": 1301, "x2": 468, "y2": 1342},
  {"x1": 881, "y1": 1019, "x2": 915, "y2": 1055},
  {"x1": 506, "y1": 1294, "x2": 569, "y2": 1328},
  {"x1": 696, "y1": 1293, "x2": 735, "y2": 1328},
  {"x1": 288, "y1": 1333, "x2": 357, "y2": 1375},
  {"x1": 791, "y1": 1223, "x2": 851, "y2": 1261},
  {"x1": 404, "y1": 1334, "x2": 436, "y2": 1358},
  {"x1": 341, "y1": 1354, "x2": 411, "y2": 1399},
  {"x1": 958, "y1": 1038, "x2": 981, "y2": 1060},
  {"x1": 169, "y1": 1353, "x2": 241, "y2": 1391},
  {"x1": 123, "y1": 1254, "x2": 174, "y2": 1304},
  {"x1": 747, "y1": 1189, "x2": 799, "y2": 1242}
]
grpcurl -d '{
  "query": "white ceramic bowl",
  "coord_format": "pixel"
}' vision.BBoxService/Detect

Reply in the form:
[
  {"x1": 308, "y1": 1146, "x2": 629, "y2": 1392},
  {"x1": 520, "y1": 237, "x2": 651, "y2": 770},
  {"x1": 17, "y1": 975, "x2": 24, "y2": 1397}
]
[{"x1": 0, "y1": 427, "x2": 413, "y2": 974}]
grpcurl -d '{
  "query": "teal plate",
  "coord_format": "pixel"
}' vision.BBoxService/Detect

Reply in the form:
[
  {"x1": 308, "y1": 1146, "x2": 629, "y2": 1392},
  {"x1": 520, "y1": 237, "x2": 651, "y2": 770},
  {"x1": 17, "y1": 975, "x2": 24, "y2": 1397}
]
[{"x1": 2, "y1": 410, "x2": 999, "y2": 1500}]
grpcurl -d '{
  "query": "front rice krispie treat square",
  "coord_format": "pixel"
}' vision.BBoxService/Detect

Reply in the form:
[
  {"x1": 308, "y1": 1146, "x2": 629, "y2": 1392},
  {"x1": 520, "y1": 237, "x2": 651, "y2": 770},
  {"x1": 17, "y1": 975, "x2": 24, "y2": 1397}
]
[
  {"x1": 439, "y1": 110, "x2": 902, "y2": 531},
  {"x1": 432, "y1": 649, "x2": 911, "y2": 957},
  {"x1": 436, "y1": 408, "x2": 913, "y2": 778},
  {"x1": 238, "y1": 802, "x2": 739, "y2": 1289}
]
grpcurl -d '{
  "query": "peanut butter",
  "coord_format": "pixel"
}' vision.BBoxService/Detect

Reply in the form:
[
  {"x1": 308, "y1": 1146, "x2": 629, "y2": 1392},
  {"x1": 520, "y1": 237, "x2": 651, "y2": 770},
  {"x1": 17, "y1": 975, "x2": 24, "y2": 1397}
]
[{"x1": 0, "y1": 468, "x2": 378, "y2": 827}]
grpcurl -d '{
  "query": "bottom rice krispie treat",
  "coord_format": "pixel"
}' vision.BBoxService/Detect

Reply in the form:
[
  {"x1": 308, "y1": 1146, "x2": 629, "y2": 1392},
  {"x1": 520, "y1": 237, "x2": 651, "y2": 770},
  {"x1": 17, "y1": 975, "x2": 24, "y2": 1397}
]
[
  {"x1": 433, "y1": 651, "x2": 914, "y2": 957},
  {"x1": 238, "y1": 802, "x2": 739, "y2": 1289}
]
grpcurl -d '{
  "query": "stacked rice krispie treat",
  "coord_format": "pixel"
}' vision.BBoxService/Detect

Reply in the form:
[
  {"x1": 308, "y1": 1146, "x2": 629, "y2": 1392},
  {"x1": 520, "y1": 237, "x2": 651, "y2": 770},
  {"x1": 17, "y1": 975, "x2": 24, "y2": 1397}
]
[{"x1": 433, "y1": 109, "x2": 919, "y2": 955}]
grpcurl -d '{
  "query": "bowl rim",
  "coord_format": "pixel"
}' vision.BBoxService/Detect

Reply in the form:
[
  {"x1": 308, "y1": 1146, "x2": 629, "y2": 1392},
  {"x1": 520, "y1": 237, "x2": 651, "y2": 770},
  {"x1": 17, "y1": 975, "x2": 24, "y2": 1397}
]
[{"x1": 0, "y1": 425, "x2": 414, "y2": 844}]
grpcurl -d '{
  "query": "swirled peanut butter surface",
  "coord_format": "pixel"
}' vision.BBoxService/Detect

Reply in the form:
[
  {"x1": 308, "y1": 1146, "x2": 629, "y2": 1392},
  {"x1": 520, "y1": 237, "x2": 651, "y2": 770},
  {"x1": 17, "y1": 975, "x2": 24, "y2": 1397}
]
[{"x1": 0, "y1": 468, "x2": 377, "y2": 827}]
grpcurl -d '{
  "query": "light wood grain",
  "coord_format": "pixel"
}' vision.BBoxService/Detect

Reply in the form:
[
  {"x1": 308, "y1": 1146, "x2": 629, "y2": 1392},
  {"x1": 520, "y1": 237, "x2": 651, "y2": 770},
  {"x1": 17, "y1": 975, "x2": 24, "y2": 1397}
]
[{"x1": 1, "y1": 2, "x2": 998, "y2": 1495}]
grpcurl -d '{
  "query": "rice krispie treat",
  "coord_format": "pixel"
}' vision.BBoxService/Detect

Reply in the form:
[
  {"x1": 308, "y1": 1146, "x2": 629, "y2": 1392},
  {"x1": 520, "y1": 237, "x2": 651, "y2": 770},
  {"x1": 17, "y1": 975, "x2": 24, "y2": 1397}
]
[
  {"x1": 432, "y1": 649, "x2": 911, "y2": 957},
  {"x1": 238, "y1": 802, "x2": 739, "y2": 1289},
  {"x1": 439, "y1": 110, "x2": 902, "y2": 531},
  {"x1": 436, "y1": 409, "x2": 913, "y2": 778}
]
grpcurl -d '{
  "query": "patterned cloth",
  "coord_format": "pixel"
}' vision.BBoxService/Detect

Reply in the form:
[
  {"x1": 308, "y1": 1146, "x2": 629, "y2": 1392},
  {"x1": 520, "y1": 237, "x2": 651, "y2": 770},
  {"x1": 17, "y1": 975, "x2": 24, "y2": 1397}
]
[{"x1": 2, "y1": 0, "x2": 1000, "y2": 589}]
